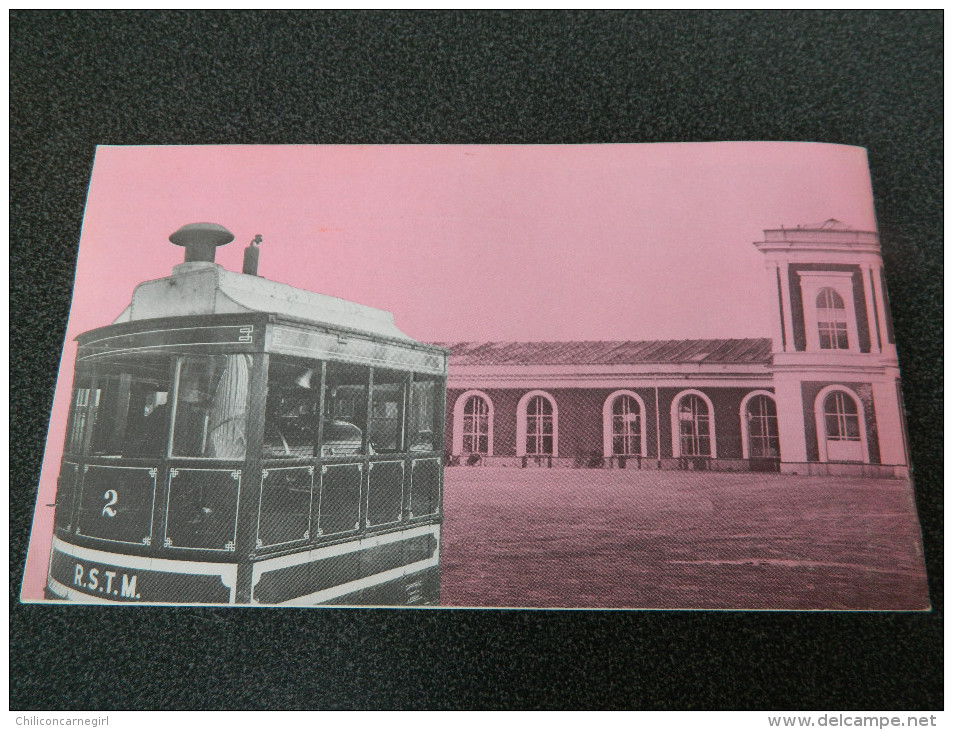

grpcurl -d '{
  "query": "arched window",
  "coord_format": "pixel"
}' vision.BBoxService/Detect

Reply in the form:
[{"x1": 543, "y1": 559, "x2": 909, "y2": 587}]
[
  {"x1": 451, "y1": 390, "x2": 494, "y2": 456},
  {"x1": 516, "y1": 391, "x2": 558, "y2": 457},
  {"x1": 816, "y1": 287, "x2": 849, "y2": 350},
  {"x1": 814, "y1": 386, "x2": 868, "y2": 463},
  {"x1": 462, "y1": 395, "x2": 490, "y2": 454},
  {"x1": 671, "y1": 390, "x2": 715, "y2": 458},
  {"x1": 526, "y1": 396, "x2": 553, "y2": 456},
  {"x1": 741, "y1": 392, "x2": 779, "y2": 459},
  {"x1": 602, "y1": 391, "x2": 646, "y2": 458},
  {"x1": 824, "y1": 390, "x2": 860, "y2": 440}
]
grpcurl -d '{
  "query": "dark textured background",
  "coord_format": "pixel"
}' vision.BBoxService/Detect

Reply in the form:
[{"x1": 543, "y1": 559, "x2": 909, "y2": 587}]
[{"x1": 10, "y1": 10, "x2": 942, "y2": 710}]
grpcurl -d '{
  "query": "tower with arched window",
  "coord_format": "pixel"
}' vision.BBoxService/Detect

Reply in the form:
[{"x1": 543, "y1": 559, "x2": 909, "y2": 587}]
[{"x1": 753, "y1": 220, "x2": 909, "y2": 476}]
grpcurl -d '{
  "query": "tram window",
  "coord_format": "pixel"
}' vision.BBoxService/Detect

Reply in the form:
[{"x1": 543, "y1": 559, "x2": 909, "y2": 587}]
[
  {"x1": 408, "y1": 374, "x2": 442, "y2": 452},
  {"x1": 68, "y1": 356, "x2": 173, "y2": 458},
  {"x1": 369, "y1": 369, "x2": 407, "y2": 453},
  {"x1": 123, "y1": 385, "x2": 171, "y2": 458},
  {"x1": 64, "y1": 378, "x2": 97, "y2": 455},
  {"x1": 263, "y1": 359, "x2": 319, "y2": 458},
  {"x1": 322, "y1": 363, "x2": 368, "y2": 456},
  {"x1": 170, "y1": 355, "x2": 252, "y2": 460}
]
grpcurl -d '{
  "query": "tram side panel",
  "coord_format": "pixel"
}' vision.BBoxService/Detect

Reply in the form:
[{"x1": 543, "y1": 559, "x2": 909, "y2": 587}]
[{"x1": 247, "y1": 350, "x2": 445, "y2": 606}]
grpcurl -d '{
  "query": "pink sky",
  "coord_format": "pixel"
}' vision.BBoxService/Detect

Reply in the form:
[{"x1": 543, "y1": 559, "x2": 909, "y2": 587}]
[{"x1": 21, "y1": 143, "x2": 878, "y2": 599}]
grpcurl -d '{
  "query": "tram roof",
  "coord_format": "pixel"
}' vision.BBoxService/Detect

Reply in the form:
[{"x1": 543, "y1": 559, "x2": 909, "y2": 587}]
[{"x1": 113, "y1": 261, "x2": 415, "y2": 342}]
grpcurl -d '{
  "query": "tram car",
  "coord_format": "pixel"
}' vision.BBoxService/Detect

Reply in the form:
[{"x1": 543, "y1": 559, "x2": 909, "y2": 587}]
[{"x1": 46, "y1": 223, "x2": 447, "y2": 606}]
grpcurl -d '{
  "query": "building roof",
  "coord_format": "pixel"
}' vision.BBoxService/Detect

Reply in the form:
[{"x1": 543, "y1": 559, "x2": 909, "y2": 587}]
[{"x1": 441, "y1": 338, "x2": 773, "y2": 366}]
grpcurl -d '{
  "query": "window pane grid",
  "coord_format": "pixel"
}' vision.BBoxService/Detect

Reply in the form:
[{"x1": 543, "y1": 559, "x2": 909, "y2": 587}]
[
  {"x1": 746, "y1": 395, "x2": 780, "y2": 458},
  {"x1": 462, "y1": 395, "x2": 489, "y2": 454},
  {"x1": 824, "y1": 391, "x2": 861, "y2": 441},
  {"x1": 409, "y1": 376, "x2": 440, "y2": 452},
  {"x1": 678, "y1": 395, "x2": 711, "y2": 457},
  {"x1": 817, "y1": 287, "x2": 849, "y2": 350},
  {"x1": 526, "y1": 395, "x2": 553, "y2": 456},
  {"x1": 66, "y1": 387, "x2": 94, "y2": 453},
  {"x1": 611, "y1": 395, "x2": 642, "y2": 456}
]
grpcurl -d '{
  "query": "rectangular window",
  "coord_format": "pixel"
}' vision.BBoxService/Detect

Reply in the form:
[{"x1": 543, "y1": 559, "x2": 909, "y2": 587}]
[
  {"x1": 463, "y1": 429, "x2": 488, "y2": 455},
  {"x1": 322, "y1": 363, "x2": 369, "y2": 456},
  {"x1": 65, "y1": 383, "x2": 96, "y2": 454},
  {"x1": 819, "y1": 321, "x2": 849, "y2": 350},
  {"x1": 68, "y1": 355, "x2": 174, "y2": 458},
  {"x1": 408, "y1": 375, "x2": 442, "y2": 453},
  {"x1": 170, "y1": 355, "x2": 251, "y2": 460},
  {"x1": 843, "y1": 414, "x2": 861, "y2": 440},
  {"x1": 369, "y1": 369, "x2": 407, "y2": 453},
  {"x1": 263, "y1": 358, "x2": 319, "y2": 459},
  {"x1": 825, "y1": 413, "x2": 842, "y2": 440},
  {"x1": 830, "y1": 412, "x2": 861, "y2": 440}
]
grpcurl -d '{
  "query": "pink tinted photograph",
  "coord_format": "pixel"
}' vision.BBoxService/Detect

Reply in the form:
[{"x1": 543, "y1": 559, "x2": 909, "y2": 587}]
[{"x1": 21, "y1": 143, "x2": 928, "y2": 610}]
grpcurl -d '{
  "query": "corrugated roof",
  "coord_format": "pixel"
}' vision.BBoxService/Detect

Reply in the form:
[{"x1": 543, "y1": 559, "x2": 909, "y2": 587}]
[{"x1": 439, "y1": 339, "x2": 772, "y2": 366}]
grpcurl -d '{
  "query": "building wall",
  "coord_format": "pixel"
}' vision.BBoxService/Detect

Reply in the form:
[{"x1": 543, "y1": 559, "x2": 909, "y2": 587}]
[
  {"x1": 446, "y1": 386, "x2": 772, "y2": 461},
  {"x1": 656, "y1": 386, "x2": 758, "y2": 460},
  {"x1": 439, "y1": 227, "x2": 908, "y2": 477}
]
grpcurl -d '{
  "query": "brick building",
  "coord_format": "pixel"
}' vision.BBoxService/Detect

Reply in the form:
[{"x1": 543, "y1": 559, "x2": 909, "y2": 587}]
[{"x1": 442, "y1": 222, "x2": 909, "y2": 478}]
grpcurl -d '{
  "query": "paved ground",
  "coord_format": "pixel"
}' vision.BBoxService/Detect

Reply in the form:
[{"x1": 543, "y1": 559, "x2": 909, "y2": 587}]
[{"x1": 440, "y1": 468, "x2": 930, "y2": 610}]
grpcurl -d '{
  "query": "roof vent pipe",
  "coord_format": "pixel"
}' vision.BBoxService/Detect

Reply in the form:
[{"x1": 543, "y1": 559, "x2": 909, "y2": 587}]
[
  {"x1": 169, "y1": 222, "x2": 234, "y2": 263},
  {"x1": 243, "y1": 234, "x2": 262, "y2": 276}
]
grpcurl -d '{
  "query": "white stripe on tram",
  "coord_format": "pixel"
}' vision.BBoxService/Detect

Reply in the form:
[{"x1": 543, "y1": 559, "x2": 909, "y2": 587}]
[
  {"x1": 51, "y1": 536, "x2": 238, "y2": 586},
  {"x1": 271, "y1": 555, "x2": 439, "y2": 607},
  {"x1": 251, "y1": 523, "x2": 440, "y2": 584}
]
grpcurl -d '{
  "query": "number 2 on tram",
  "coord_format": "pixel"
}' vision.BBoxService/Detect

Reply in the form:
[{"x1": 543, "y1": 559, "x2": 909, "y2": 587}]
[{"x1": 46, "y1": 223, "x2": 447, "y2": 606}]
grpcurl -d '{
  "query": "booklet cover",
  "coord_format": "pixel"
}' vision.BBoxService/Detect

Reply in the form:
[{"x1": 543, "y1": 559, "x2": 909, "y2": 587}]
[{"x1": 20, "y1": 143, "x2": 929, "y2": 609}]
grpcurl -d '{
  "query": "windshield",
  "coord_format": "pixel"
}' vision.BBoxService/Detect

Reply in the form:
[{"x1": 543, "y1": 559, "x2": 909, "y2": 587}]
[
  {"x1": 65, "y1": 353, "x2": 252, "y2": 461},
  {"x1": 66, "y1": 354, "x2": 173, "y2": 458}
]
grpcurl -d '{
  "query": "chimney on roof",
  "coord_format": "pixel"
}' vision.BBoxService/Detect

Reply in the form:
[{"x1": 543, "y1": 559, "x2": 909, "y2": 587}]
[
  {"x1": 169, "y1": 222, "x2": 234, "y2": 264},
  {"x1": 243, "y1": 234, "x2": 262, "y2": 276}
]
